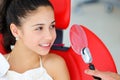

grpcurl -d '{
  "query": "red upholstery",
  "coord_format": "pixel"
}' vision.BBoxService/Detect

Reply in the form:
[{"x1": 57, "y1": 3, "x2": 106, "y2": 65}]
[
  {"x1": 50, "y1": 25, "x2": 117, "y2": 80},
  {"x1": 50, "y1": 0, "x2": 70, "y2": 29},
  {"x1": 0, "y1": 34, "x2": 6, "y2": 54}
]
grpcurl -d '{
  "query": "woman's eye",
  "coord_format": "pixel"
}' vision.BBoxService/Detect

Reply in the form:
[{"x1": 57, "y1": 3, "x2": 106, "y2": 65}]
[
  {"x1": 50, "y1": 25, "x2": 55, "y2": 29},
  {"x1": 35, "y1": 27, "x2": 43, "y2": 30}
]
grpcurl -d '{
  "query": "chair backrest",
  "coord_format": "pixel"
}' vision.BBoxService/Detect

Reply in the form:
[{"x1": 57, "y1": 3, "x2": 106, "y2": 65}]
[{"x1": 50, "y1": 0, "x2": 70, "y2": 29}]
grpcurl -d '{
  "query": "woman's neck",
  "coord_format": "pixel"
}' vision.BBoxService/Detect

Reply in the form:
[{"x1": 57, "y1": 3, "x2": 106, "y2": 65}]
[{"x1": 8, "y1": 42, "x2": 41, "y2": 73}]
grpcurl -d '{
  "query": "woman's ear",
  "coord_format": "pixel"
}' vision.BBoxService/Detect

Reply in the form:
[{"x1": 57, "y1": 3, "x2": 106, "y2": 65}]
[{"x1": 10, "y1": 23, "x2": 19, "y2": 38}]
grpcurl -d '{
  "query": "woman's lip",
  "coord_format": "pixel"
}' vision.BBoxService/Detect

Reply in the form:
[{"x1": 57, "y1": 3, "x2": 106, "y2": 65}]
[
  {"x1": 39, "y1": 43, "x2": 52, "y2": 48},
  {"x1": 39, "y1": 44, "x2": 51, "y2": 50},
  {"x1": 39, "y1": 44, "x2": 50, "y2": 46}
]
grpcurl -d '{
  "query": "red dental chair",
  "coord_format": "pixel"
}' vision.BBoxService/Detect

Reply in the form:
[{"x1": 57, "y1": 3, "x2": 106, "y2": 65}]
[{"x1": 0, "y1": 0, "x2": 117, "y2": 80}]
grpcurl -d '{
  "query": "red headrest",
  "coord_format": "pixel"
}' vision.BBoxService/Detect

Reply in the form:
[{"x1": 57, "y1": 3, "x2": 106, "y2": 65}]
[{"x1": 50, "y1": 0, "x2": 71, "y2": 29}]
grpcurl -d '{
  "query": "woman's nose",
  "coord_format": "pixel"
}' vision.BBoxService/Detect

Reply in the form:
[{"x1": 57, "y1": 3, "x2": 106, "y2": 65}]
[{"x1": 44, "y1": 30, "x2": 53, "y2": 40}]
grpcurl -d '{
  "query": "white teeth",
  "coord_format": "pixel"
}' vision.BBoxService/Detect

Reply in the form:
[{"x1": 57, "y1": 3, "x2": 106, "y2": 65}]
[{"x1": 39, "y1": 44, "x2": 50, "y2": 46}]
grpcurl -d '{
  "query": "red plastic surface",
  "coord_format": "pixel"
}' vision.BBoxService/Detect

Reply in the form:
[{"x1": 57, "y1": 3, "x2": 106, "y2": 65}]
[
  {"x1": 0, "y1": 34, "x2": 6, "y2": 54},
  {"x1": 50, "y1": 0, "x2": 70, "y2": 29}
]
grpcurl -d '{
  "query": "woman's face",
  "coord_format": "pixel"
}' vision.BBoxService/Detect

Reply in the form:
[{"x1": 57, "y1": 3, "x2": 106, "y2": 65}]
[{"x1": 17, "y1": 6, "x2": 56, "y2": 55}]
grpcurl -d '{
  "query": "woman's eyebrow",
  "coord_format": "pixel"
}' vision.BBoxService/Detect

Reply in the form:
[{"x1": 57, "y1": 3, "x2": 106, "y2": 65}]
[
  {"x1": 32, "y1": 20, "x2": 55, "y2": 27},
  {"x1": 51, "y1": 20, "x2": 55, "y2": 24},
  {"x1": 32, "y1": 23, "x2": 44, "y2": 27},
  {"x1": 52, "y1": 20, "x2": 55, "y2": 23}
]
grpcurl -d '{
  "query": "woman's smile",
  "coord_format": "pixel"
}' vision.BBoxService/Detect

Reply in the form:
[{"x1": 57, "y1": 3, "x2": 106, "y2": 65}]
[{"x1": 39, "y1": 43, "x2": 51, "y2": 49}]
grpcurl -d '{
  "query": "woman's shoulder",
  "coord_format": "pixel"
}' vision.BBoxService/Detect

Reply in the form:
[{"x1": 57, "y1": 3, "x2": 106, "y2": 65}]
[
  {"x1": 45, "y1": 53, "x2": 65, "y2": 65},
  {"x1": 43, "y1": 53, "x2": 67, "y2": 71},
  {"x1": 43, "y1": 53, "x2": 70, "y2": 80}
]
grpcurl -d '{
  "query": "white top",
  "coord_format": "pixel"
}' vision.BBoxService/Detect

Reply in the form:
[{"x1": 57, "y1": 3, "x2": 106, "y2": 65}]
[{"x1": 0, "y1": 53, "x2": 53, "y2": 80}]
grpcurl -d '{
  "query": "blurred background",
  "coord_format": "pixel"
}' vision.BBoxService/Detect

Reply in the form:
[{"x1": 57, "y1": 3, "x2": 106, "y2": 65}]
[{"x1": 63, "y1": 0, "x2": 120, "y2": 73}]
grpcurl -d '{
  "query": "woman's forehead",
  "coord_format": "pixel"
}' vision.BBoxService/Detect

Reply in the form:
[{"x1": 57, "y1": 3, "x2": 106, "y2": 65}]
[{"x1": 20, "y1": 6, "x2": 55, "y2": 27}]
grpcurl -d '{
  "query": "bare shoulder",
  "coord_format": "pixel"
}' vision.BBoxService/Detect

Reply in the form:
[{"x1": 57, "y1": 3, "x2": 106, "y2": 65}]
[
  {"x1": 43, "y1": 53, "x2": 66, "y2": 68},
  {"x1": 48, "y1": 53, "x2": 65, "y2": 62},
  {"x1": 43, "y1": 53, "x2": 70, "y2": 80}
]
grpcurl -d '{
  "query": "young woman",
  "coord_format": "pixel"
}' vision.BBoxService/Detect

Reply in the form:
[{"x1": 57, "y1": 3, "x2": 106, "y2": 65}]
[{"x1": 0, "y1": 0, "x2": 70, "y2": 80}]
